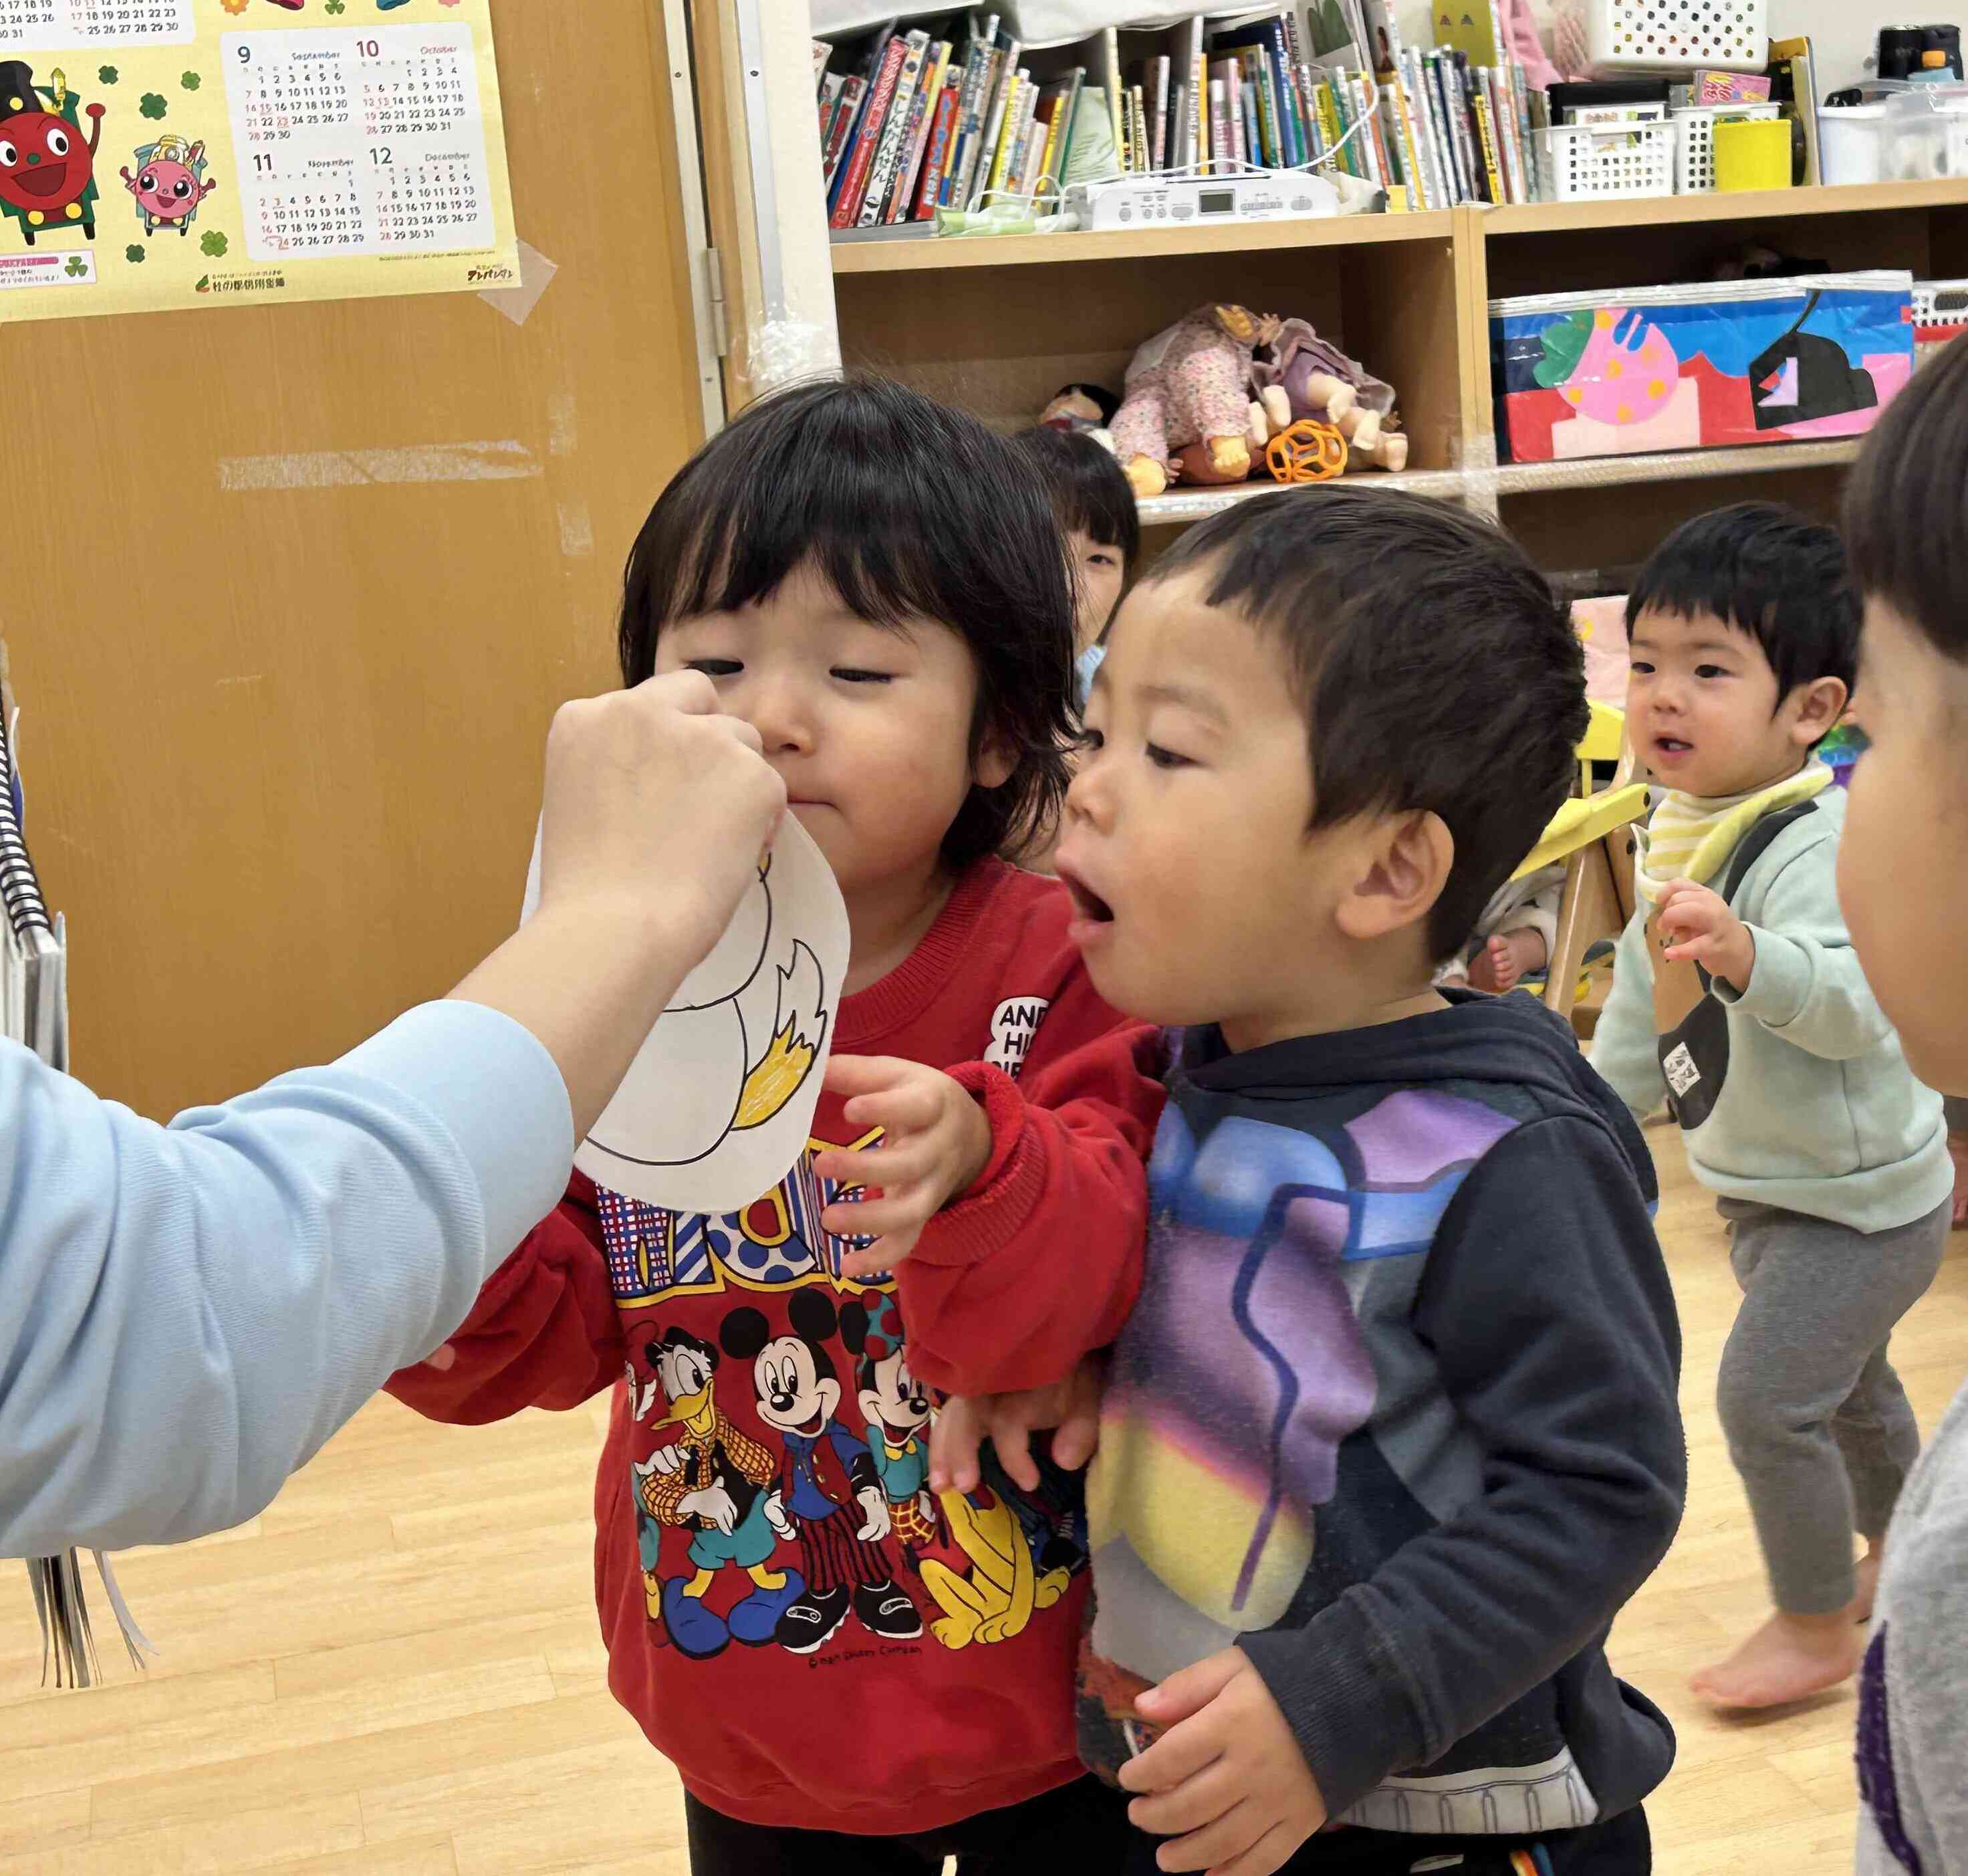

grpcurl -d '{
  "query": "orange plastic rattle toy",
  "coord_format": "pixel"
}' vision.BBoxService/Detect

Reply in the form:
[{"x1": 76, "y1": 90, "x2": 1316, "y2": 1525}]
[{"x1": 1265, "y1": 419, "x2": 1347, "y2": 483}]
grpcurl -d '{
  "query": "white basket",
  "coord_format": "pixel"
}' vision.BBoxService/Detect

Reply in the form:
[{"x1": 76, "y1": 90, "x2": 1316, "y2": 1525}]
[
  {"x1": 1913, "y1": 277, "x2": 1968, "y2": 326},
  {"x1": 1673, "y1": 102, "x2": 1781, "y2": 191},
  {"x1": 1588, "y1": 0, "x2": 1768, "y2": 74},
  {"x1": 1544, "y1": 122, "x2": 1676, "y2": 201}
]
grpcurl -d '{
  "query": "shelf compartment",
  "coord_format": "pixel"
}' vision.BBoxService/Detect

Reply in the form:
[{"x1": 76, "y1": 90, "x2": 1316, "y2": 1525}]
[{"x1": 833, "y1": 235, "x2": 1465, "y2": 471}]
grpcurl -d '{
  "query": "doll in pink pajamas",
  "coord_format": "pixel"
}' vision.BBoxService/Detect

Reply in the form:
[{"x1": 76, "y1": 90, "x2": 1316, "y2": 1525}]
[{"x1": 1109, "y1": 304, "x2": 1279, "y2": 499}]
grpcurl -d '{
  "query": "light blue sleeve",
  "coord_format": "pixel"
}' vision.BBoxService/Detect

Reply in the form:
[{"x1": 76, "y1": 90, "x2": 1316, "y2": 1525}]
[
  {"x1": 0, "y1": 1000, "x2": 574, "y2": 1558},
  {"x1": 1587, "y1": 905, "x2": 1667, "y2": 1121},
  {"x1": 1714, "y1": 842, "x2": 1895, "y2": 1062}
]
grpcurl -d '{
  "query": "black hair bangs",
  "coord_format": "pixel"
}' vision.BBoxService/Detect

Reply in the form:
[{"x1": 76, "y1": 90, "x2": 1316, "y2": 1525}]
[
  {"x1": 1011, "y1": 426, "x2": 1141, "y2": 567},
  {"x1": 618, "y1": 376, "x2": 1080, "y2": 872},
  {"x1": 630, "y1": 439, "x2": 979, "y2": 652},
  {"x1": 1625, "y1": 501, "x2": 1858, "y2": 708}
]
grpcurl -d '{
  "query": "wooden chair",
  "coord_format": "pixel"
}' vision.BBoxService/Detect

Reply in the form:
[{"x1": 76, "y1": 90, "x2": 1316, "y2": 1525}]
[{"x1": 1507, "y1": 700, "x2": 1647, "y2": 1027}]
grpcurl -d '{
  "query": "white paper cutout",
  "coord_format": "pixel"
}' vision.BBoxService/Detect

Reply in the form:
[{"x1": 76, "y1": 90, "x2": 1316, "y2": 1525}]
[{"x1": 521, "y1": 814, "x2": 850, "y2": 1214}]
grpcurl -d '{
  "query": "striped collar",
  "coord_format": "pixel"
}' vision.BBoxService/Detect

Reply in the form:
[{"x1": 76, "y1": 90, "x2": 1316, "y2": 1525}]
[{"x1": 1636, "y1": 761, "x2": 1832, "y2": 907}]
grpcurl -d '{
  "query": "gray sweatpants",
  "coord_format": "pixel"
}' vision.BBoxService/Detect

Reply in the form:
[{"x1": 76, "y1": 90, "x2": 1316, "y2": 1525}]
[{"x1": 1717, "y1": 1197, "x2": 1949, "y2": 1615}]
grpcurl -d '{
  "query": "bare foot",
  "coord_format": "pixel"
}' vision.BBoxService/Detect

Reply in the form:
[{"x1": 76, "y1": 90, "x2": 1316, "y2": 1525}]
[
  {"x1": 1469, "y1": 928, "x2": 1548, "y2": 995},
  {"x1": 1691, "y1": 1607, "x2": 1862, "y2": 1710},
  {"x1": 1949, "y1": 1131, "x2": 1968, "y2": 1227}
]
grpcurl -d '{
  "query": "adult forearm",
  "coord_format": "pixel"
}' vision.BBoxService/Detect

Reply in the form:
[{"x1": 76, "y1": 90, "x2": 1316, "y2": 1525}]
[{"x1": 451, "y1": 891, "x2": 714, "y2": 1139}]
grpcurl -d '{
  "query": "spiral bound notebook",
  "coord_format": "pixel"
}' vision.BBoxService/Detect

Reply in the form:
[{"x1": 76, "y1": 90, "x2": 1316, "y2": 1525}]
[{"x1": 0, "y1": 644, "x2": 154, "y2": 1688}]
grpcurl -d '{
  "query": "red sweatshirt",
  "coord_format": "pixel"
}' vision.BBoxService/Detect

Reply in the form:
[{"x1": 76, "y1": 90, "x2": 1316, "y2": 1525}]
[{"x1": 388, "y1": 859, "x2": 1164, "y2": 1835}]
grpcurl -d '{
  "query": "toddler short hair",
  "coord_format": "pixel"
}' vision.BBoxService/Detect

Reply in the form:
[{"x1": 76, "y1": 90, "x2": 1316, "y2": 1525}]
[
  {"x1": 1625, "y1": 501, "x2": 1860, "y2": 706},
  {"x1": 1013, "y1": 426, "x2": 1141, "y2": 570},
  {"x1": 1141, "y1": 486, "x2": 1586, "y2": 961},
  {"x1": 1844, "y1": 332, "x2": 1968, "y2": 662},
  {"x1": 618, "y1": 376, "x2": 1078, "y2": 871}
]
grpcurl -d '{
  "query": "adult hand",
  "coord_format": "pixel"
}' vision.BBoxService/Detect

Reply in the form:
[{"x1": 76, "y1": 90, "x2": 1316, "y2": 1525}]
[
  {"x1": 455, "y1": 671, "x2": 789, "y2": 1136},
  {"x1": 536, "y1": 669, "x2": 786, "y2": 967}
]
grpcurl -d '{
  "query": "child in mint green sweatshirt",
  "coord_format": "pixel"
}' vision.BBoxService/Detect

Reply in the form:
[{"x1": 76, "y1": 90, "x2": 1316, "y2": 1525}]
[{"x1": 1591, "y1": 503, "x2": 1950, "y2": 1717}]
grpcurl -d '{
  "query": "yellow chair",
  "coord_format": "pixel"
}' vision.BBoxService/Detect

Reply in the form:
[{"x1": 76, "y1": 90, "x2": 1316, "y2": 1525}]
[{"x1": 1508, "y1": 700, "x2": 1647, "y2": 1026}]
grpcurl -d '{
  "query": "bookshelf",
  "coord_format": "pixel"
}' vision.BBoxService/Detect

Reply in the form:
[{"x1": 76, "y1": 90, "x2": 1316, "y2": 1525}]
[
  {"x1": 1139, "y1": 461, "x2": 1469, "y2": 523},
  {"x1": 1487, "y1": 437, "x2": 1864, "y2": 496},
  {"x1": 1471, "y1": 176, "x2": 1968, "y2": 567},
  {"x1": 699, "y1": 5, "x2": 1968, "y2": 580},
  {"x1": 830, "y1": 208, "x2": 1455, "y2": 273},
  {"x1": 1479, "y1": 177, "x2": 1968, "y2": 235},
  {"x1": 828, "y1": 220, "x2": 1473, "y2": 489}
]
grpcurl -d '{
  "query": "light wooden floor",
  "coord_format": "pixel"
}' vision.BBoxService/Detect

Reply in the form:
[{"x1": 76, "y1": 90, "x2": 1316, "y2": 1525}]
[{"x1": 5, "y1": 1123, "x2": 1965, "y2": 1876}]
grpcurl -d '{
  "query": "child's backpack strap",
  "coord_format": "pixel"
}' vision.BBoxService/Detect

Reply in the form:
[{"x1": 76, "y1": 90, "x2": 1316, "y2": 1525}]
[
  {"x1": 1719, "y1": 798, "x2": 1820, "y2": 906},
  {"x1": 1652, "y1": 799, "x2": 1822, "y2": 1131}
]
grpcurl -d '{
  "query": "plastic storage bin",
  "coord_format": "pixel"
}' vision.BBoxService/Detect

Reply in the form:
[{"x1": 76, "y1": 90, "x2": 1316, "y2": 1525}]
[
  {"x1": 1820, "y1": 102, "x2": 1891, "y2": 185},
  {"x1": 1491, "y1": 270, "x2": 1915, "y2": 465},
  {"x1": 1822, "y1": 82, "x2": 1968, "y2": 183},
  {"x1": 1913, "y1": 278, "x2": 1968, "y2": 326},
  {"x1": 1543, "y1": 122, "x2": 1675, "y2": 201},
  {"x1": 1883, "y1": 82, "x2": 1968, "y2": 179},
  {"x1": 1588, "y1": 0, "x2": 1767, "y2": 74},
  {"x1": 1913, "y1": 277, "x2": 1968, "y2": 367},
  {"x1": 1674, "y1": 103, "x2": 1781, "y2": 192}
]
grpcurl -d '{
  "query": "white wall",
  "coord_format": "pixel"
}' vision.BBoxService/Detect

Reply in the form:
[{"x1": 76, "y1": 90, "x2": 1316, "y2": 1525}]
[{"x1": 1395, "y1": 3, "x2": 1968, "y2": 92}]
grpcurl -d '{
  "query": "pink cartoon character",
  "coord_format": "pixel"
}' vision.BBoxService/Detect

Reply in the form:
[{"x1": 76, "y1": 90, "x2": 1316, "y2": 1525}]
[{"x1": 121, "y1": 134, "x2": 215, "y2": 237}]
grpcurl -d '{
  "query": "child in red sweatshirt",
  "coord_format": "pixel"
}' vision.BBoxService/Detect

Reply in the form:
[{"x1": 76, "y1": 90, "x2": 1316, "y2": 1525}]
[{"x1": 390, "y1": 378, "x2": 1164, "y2": 1873}]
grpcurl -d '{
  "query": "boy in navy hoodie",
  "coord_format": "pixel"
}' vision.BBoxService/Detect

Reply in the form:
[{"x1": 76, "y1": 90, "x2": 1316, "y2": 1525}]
[{"x1": 925, "y1": 487, "x2": 1686, "y2": 1874}]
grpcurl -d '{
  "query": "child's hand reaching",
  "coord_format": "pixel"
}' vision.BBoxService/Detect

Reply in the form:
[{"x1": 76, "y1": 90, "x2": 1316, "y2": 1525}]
[
  {"x1": 1656, "y1": 876, "x2": 1756, "y2": 990},
  {"x1": 816, "y1": 1056, "x2": 994, "y2": 1280},
  {"x1": 929, "y1": 1353, "x2": 1109, "y2": 1495},
  {"x1": 1120, "y1": 1649, "x2": 1327, "y2": 1875}
]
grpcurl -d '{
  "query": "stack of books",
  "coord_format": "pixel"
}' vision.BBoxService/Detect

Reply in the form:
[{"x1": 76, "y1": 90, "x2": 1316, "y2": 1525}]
[
  {"x1": 815, "y1": 6, "x2": 1555, "y2": 231},
  {"x1": 1379, "y1": 44, "x2": 1545, "y2": 207},
  {"x1": 1370, "y1": 1, "x2": 1545, "y2": 208},
  {"x1": 1110, "y1": 13, "x2": 1334, "y2": 183},
  {"x1": 820, "y1": 15, "x2": 1102, "y2": 230}
]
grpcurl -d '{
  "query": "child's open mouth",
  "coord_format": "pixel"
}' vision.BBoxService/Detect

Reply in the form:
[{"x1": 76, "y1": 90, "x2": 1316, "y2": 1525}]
[
  {"x1": 1056, "y1": 865, "x2": 1116, "y2": 943},
  {"x1": 1652, "y1": 736, "x2": 1694, "y2": 764}
]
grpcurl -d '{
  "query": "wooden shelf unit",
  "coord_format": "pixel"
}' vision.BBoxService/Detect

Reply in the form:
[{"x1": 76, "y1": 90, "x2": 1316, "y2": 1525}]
[
  {"x1": 1130, "y1": 437, "x2": 1865, "y2": 530},
  {"x1": 1479, "y1": 176, "x2": 1968, "y2": 235},
  {"x1": 1470, "y1": 178, "x2": 1968, "y2": 565},
  {"x1": 829, "y1": 221, "x2": 1473, "y2": 491},
  {"x1": 700, "y1": 11, "x2": 1968, "y2": 575},
  {"x1": 830, "y1": 209, "x2": 1456, "y2": 273}
]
